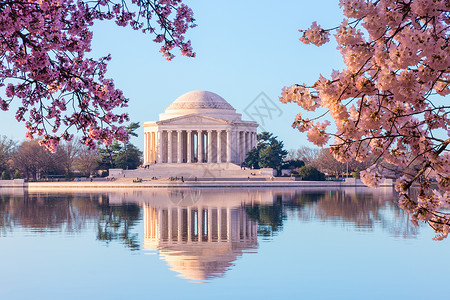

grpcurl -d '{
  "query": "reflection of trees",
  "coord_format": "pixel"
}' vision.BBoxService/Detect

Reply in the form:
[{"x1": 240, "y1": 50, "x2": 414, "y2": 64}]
[
  {"x1": 0, "y1": 189, "x2": 420, "y2": 247},
  {"x1": 0, "y1": 194, "x2": 16, "y2": 233},
  {"x1": 0, "y1": 193, "x2": 100, "y2": 232},
  {"x1": 246, "y1": 192, "x2": 324, "y2": 237},
  {"x1": 290, "y1": 191, "x2": 325, "y2": 206},
  {"x1": 314, "y1": 191, "x2": 381, "y2": 229},
  {"x1": 247, "y1": 190, "x2": 418, "y2": 238},
  {"x1": 246, "y1": 199, "x2": 285, "y2": 238},
  {"x1": 0, "y1": 193, "x2": 142, "y2": 249},
  {"x1": 97, "y1": 203, "x2": 141, "y2": 251},
  {"x1": 287, "y1": 191, "x2": 325, "y2": 223},
  {"x1": 311, "y1": 190, "x2": 418, "y2": 237},
  {"x1": 377, "y1": 208, "x2": 419, "y2": 238}
]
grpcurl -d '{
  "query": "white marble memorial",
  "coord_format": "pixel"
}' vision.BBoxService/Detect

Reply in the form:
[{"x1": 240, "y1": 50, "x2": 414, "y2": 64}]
[{"x1": 143, "y1": 91, "x2": 258, "y2": 166}]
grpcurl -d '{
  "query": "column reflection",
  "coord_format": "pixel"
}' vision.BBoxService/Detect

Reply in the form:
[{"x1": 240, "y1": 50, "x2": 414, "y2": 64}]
[{"x1": 143, "y1": 202, "x2": 257, "y2": 281}]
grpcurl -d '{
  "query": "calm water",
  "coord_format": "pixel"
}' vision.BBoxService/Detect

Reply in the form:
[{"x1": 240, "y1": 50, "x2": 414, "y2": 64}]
[{"x1": 0, "y1": 187, "x2": 448, "y2": 299}]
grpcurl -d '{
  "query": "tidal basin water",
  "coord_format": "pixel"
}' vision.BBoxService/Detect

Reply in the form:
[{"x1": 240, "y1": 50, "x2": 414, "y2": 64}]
[{"x1": 1, "y1": 187, "x2": 449, "y2": 300}]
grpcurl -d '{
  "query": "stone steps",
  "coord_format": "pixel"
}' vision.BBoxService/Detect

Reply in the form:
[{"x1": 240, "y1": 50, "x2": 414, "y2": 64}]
[{"x1": 110, "y1": 163, "x2": 273, "y2": 179}]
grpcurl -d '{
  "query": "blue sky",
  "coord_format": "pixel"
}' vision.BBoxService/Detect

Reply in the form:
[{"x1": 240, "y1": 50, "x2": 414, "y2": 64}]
[{"x1": 0, "y1": 0, "x2": 346, "y2": 151}]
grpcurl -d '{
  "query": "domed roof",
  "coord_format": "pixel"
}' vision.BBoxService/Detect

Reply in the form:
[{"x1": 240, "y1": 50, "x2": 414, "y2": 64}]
[{"x1": 165, "y1": 90, "x2": 235, "y2": 111}]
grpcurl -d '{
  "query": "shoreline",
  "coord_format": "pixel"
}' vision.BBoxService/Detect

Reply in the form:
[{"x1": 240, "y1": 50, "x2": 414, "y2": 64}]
[{"x1": 0, "y1": 178, "x2": 394, "y2": 190}]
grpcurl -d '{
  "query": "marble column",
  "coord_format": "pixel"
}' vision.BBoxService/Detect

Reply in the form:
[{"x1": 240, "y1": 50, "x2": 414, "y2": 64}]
[
  {"x1": 187, "y1": 130, "x2": 192, "y2": 163},
  {"x1": 157, "y1": 131, "x2": 162, "y2": 163},
  {"x1": 198, "y1": 131, "x2": 203, "y2": 163},
  {"x1": 251, "y1": 132, "x2": 255, "y2": 149},
  {"x1": 168, "y1": 130, "x2": 173, "y2": 163},
  {"x1": 217, "y1": 130, "x2": 222, "y2": 163},
  {"x1": 149, "y1": 132, "x2": 154, "y2": 164},
  {"x1": 148, "y1": 132, "x2": 151, "y2": 165},
  {"x1": 226, "y1": 130, "x2": 231, "y2": 163},
  {"x1": 144, "y1": 132, "x2": 148, "y2": 165},
  {"x1": 207, "y1": 130, "x2": 213, "y2": 163},
  {"x1": 149, "y1": 132, "x2": 153, "y2": 164},
  {"x1": 177, "y1": 130, "x2": 182, "y2": 164},
  {"x1": 149, "y1": 132, "x2": 152, "y2": 164},
  {"x1": 240, "y1": 131, "x2": 245, "y2": 164},
  {"x1": 147, "y1": 132, "x2": 151, "y2": 164},
  {"x1": 241, "y1": 131, "x2": 245, "y2": 162},
  {"x1": 245, "y1": 131, "x2": 250, "y2": 156},
  {"x1": 151, "y1": 132, "x2": 156, "y2": 163}
]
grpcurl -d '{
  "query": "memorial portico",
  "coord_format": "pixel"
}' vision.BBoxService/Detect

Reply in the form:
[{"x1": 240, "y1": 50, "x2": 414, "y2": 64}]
[{"x1": 143, "y1": 91, "x2": 258, "y2": 165}]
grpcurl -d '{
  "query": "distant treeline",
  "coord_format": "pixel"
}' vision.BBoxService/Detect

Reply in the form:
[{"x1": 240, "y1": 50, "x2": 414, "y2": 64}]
[{"x1": 0, "y1": 123, "x2": 142, "y2": 180}]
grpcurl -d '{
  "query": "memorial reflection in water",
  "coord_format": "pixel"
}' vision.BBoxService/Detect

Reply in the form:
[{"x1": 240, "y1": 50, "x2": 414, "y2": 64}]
[
  {"x1": 143, "y1": 204, "x2": 257, "y2": 281},
  {"x1": 110, "y1": 189, "x2": 263, "y2": 281},
  {"x1": 106, "y1": 187, "x2": 400, "y2": 281},
  {"x1": 1, "y1": 187, "x2": 416, "y2": 282}
]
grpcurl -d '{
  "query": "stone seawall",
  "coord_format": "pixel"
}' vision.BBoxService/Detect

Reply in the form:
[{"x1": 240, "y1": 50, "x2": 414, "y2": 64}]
[
  {"x1": 0, "y1": 179, "x2": 26, "y2": 187},
  {"x1": 14, "y1": 178, "x2": 394, "y2": 191}
]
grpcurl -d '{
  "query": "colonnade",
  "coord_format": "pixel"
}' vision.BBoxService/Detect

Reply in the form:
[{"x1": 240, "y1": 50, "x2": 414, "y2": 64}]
[
  {"x1": 144, "y1": 129, "x2": 257, "y2": 165},
  {"x1": 143, "y1": 205, "x2": 257, "y2": 243}
]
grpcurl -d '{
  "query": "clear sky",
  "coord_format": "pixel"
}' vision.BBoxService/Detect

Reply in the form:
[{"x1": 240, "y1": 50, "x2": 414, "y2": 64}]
[{"x1": 0, "y1": 0, "x2": 346, "y2": 151}]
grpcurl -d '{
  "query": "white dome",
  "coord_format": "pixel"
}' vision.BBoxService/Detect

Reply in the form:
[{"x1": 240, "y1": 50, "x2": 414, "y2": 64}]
[
  {"x1": 166, "y1": 90, "x2": 235, "y2": 111},
  {"x1": 159, "y1": 90, "x2": 241, "y2": 121}
]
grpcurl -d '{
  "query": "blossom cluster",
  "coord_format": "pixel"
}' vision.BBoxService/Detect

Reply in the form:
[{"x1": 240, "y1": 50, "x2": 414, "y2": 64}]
[
  {"x1": 280, "y1": 0, "x2": 450, "y2": 239},
  {"x1": 360, "y1": 166, "x2": 382, "y2": 187},
  {"x1": 0, "y1": 0, "x2": 196, "y2": 151},
  {"x1": 299, "y1": 22, "x2": 330, "y2": 46}
]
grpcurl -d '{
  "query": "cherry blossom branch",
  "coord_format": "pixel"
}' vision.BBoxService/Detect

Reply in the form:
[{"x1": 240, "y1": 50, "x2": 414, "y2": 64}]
[
  {"x1": 280, "y1": 0, "x2": 450, "y2": 239},
  {"x1": 0, "y1": 0, "x2": 196, "y2": 151}
]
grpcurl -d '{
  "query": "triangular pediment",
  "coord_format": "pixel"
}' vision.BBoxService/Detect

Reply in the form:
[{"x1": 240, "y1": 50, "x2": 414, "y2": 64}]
[{"x1": 157, "y1": 114, "x2": 231, "y2": 125}]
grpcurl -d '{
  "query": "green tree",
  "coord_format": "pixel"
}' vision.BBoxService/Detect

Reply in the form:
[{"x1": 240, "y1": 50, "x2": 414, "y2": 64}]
[
  {"x1": 13, "y1": 170, "x2": 21, "y2": 179},
  {"x1": 125, "y1": 122, "x2": 140, "y2": 139},
  {"x1": 245, "y1": 148, "x2": 260, "y2": 169},
  {"x1": 283, "y1": 159, "x2": 305, "y2": 171},
  {"x1": 114, "y1": 144, "x2": 142, "y2": 170},
  {"x1": 98, "y1": 122, "x2": 142, "y2": 170},
  {"x1": 98, "y1": 142, "x2": 123, "y2": 170},
  {"x1": 296, "y1": 165, "x2": 325, "y2": 181},
  {"x1": 120, "y1": 122, "x2": 142, "y2": 169},
  {"x1": 245, "y1": 132, "x2": 288, "y2": 175},
  {"x1": 1, "y1": 170, "x2": 11, "y2": 180}
]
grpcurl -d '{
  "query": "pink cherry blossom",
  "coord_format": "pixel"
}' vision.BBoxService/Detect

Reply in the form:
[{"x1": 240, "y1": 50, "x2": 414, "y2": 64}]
[
  {"x1": 299, "y1": 22, "x2": 330, "y2": 46},
  {"x1": 360, "y1": 165, "x2": 382, "y2": 187},
  {"x1": 280, "y1": 0, "x2": 450, "y2": 239},
  {"x1": 0, "y1": 0, "x2": 196, "y2": 152}
]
